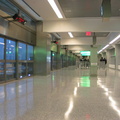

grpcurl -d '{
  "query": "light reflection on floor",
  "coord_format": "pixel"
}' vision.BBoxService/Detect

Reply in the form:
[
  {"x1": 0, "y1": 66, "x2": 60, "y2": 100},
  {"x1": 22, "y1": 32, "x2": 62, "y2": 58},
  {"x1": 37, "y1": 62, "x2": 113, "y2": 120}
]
[
  {"x1": 0, "y1": 78, "x2": 34, "y2": 120},
  {"x1": 0, "y1": 67, "x2": 120, "y2": 120}
]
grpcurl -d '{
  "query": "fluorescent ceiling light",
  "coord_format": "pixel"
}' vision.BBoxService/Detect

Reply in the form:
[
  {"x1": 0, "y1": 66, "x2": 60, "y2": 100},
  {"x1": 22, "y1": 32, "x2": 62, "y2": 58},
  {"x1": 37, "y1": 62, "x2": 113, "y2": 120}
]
[
  {"x1": 109, "y1": 34, "x2": 120, "y2": 44},
  {"x1": 98, "y1": 34, "x2": 120, "y2": 54},
  {"x1": 80, "y1": 51, "x2": 91, "y2": 56},
  {"x1": 47, "y1": 0, "x2": 63, "y2": 18},
  {"x1": 98, "y1": 50, "x2": 102, "y2": 54},
  {"x1": 98, "y1": 44, "x2": 109, "y2": 54},
  {"x1": 102, "y1": 44, "x2": 109, "y2": 50},
  {"x1": 68, "y1": 32, "x2": 74, "y2": 38}
]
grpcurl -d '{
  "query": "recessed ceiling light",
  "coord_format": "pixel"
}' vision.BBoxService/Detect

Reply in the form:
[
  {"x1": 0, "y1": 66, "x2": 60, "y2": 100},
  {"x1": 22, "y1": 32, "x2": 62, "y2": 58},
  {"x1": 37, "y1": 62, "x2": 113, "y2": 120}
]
[
  {"x1": 109, "y1": 34, "x2": 120, "y2": 44},
  {"x1": 47, "y1": 0, "x2": 63, "y2": 18},
  {"x1": 68, "y1": 32, "x2": 74, "y2": 38}
]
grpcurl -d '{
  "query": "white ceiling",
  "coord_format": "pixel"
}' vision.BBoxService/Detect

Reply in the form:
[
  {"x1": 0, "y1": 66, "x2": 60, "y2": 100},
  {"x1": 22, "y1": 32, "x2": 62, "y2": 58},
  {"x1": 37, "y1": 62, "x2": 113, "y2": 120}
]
[
  {"x1": 22, "y1": 0, "x2": 66, "y2": 20},
  {"x1": 58, "y1": 0, "x2": 120, "y2": 18},
  {"x1": 10, "y1": 0, "x2": 120, "y2": 55}
]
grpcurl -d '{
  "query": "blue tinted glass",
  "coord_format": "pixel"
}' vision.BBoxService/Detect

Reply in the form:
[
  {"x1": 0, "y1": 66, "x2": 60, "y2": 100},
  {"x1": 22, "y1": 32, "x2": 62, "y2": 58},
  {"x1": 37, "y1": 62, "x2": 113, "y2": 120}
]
[
  {"x1": 18, "y1": 43, "x2": 26, "y2": 60},
  {"x1": 6, "y1": 40, "x2": 16, "y2": 60},
  {"x1": 0, "y1": 38, "x2": 4, "y2": 60},
  {"x1": 27, "y1": 45, "x2": 33, "y2": 60},
  {"x1": 0, "y1": 62, "x2": 5, "y2": 81},
  {"x1": 6, "y1": 63, "x2": 16, "y2": 80}
]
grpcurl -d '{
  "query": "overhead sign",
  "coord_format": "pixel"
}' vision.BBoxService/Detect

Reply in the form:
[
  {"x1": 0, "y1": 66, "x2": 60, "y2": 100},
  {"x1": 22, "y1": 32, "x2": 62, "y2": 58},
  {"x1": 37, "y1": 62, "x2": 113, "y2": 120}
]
[{"x1": 80, "y1": 51, "x2": 91, "y2": 56}]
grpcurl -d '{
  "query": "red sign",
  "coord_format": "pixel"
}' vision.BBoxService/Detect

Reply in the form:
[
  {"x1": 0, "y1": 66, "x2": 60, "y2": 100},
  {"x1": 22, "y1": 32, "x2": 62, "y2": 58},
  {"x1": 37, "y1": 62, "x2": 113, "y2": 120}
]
[
  {"x1": 15, "y1": 17, "x2": 26, "y2": 23},
  {"x1": 13, "y1": 14, "x2": 26, "y2": 24},
  {"x1": 86, "y1": 32, "x2": 91, "y2": 36}
]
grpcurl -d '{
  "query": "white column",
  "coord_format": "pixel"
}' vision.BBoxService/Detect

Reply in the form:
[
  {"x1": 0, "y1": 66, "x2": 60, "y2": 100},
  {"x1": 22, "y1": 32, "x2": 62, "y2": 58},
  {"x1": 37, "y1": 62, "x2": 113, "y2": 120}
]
[
  {"x1": 34, "y1": 22, "x2": 51, "y2": 75},
  {"x1": 115, "y1": 44, "x2": 120, "y2": 70},
  {"x1": 90, "y1": 47, "x2": 98, "y2": 76}
]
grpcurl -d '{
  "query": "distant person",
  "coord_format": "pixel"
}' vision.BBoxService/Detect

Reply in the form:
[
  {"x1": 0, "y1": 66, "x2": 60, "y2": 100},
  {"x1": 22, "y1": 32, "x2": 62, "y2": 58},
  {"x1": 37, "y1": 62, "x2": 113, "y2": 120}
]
[
  {"x1": 103, "y1": 58, "x2": 107, "y2": 65},
  {"x1": 100, "y1": 57, "x2": 105, "y2": 69},
  {"x1": 100, "y1": 57, "x2": 104, "y2": 62},
  {"x1": 86, "y1": 59, "x2": 90, "y2": 68}
]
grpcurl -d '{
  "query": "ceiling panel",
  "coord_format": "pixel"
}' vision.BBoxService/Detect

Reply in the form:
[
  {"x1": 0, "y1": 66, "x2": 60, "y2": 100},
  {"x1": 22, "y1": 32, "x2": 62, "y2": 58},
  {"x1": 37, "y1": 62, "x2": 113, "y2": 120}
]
[
  {"x1": 58, "y1": 32, "x2": 109, "y2": 39},
  {"x1": 73, "y1": 32, "x2": 109, "y2": 37},
  {"x1": 58, "y1": 0, "x2": 120, "y2": 18}
]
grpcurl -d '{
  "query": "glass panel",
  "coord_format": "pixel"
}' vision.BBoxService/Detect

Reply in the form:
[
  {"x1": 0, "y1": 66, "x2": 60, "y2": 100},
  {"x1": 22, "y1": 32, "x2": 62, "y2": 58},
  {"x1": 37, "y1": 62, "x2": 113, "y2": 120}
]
[
  {"x1": 27, "y1": 63, "x2": 33, "y2": 76},
  {"x1": 6, "y1": 40, "x2": 16, "y2": 60},
  {"x1": 0, "y1": 38, "x2": 4, "y2": 60},
  {"x1": 18, "y1": 43, "x2": 26, "y2": 60},
  {"x1": 6, "y1": 63, "x2": 16, "y2": 80},
  {"x1": 27, "y1": 45, "x2": 33, "y2": 60},
  {"x1": 18, "y1": 63, "x2": 26, "y2": 78},
  {"x1": 0, "y1": 63, "x2": 5, "y2": 81},
  {"x1": 61, "y1": 55, "x2": 67, "y2": 68}
]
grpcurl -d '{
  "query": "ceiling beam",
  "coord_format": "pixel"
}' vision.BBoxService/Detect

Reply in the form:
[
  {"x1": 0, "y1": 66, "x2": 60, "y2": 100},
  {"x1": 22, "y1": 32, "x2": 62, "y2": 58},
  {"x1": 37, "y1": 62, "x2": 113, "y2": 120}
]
[
  {"x1": 43, "y1": 17, "x2": 120, "y2": 32},
  {"x1": 67, "y1": 45, "x2": 92, "y2": 51},
  {"x1": 67, "y1": 45, "x2": 100, "y2": 52},
  {"x1": 60, "y1": 37, "x2": 106, "y2": 45}
]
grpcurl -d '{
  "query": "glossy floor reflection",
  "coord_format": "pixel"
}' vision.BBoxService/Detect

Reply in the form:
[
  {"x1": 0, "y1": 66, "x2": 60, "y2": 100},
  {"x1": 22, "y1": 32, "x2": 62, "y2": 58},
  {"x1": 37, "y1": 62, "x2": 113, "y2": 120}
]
[{"x1": 0, "y1": 67, "x2": 120, "y2": 120}]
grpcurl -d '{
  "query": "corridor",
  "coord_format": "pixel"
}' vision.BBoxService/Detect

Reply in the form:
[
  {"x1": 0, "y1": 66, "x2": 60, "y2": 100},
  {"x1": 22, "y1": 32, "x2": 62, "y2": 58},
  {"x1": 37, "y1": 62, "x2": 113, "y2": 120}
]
[{"x1": 0, "y1": 67, "x2": 120, "y2": 120}]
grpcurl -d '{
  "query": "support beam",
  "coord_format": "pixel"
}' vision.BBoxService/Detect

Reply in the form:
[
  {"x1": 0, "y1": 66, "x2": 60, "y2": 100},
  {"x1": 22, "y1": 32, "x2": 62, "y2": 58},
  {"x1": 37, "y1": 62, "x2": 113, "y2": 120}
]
[
  {"x1": 67, "y1": 45, "x2": 91, "y2": 51},
  {"x1": 43, "y1": 18, "x2": 120, "y2": 32},
  {"x1": 61, "y1": 37, "x2": 106, "y2": 45}
]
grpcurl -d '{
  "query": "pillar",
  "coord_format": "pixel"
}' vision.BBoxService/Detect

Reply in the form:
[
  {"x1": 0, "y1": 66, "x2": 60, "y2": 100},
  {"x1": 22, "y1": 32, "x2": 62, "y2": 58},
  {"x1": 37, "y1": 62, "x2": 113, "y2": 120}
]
[
  {"x1": 90, "y1": 47, "x2": 98, "y2": 76},
  {"x1": 34, "y1": 22, "x2": 51, "y2": 75},
  {"x1": 115, "y1": 44, "x2": 120, "y2": 70},
  {"x1": 106, "y1": 49, "x2": 111, "y2": 68}
]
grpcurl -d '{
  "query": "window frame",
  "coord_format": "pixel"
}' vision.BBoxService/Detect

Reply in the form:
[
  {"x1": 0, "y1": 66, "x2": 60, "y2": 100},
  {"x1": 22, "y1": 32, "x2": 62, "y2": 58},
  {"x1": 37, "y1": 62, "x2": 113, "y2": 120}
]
[{"x1": 0, "y1": 35, "x2": 34, "y2": 82}]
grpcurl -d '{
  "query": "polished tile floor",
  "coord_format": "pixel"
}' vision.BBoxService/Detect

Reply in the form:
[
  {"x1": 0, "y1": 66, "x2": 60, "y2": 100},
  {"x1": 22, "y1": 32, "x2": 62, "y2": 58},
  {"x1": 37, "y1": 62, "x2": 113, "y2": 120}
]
[{"x1": 0, "y1": 66, "x2": 120, "y2": 120}]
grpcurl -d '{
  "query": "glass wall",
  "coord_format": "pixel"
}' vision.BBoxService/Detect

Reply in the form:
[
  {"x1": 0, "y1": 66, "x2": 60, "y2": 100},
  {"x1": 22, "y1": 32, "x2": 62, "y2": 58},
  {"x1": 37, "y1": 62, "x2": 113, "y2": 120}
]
[
  {"x1": 0, "y1": 63, "x2": 5, "y2": 81},
  {"x1": 18, "y1": 63, "x2": 27, "y2": 78},
  {"x1": 18, "y1": 43, "x2": 27, "y2": 60},
  {"x1": 6, "y1": 63, "x2": 16, "y2": 80},
  {"x1": 0, "y1": 38, "x2": 4, "y2": 60},
  {"x1": 6, "y1": 40, "x2": 16, "y2": 60},
  {"x1": 6, "y1": 40, "x2": 16, "y2": 81},
  {"x1": 27, "y1": 45, "x2": 34, "y2": 60},
  {"x1": 61, "y1": 55, "x2": 67, "y2": 68},
  {"x1": 51, "y1": 51, "x2": 57, "y2": 70},
  {"x1": 28, "y1": 63, "x2": 33, "y2": 76},
  {"x1": 0, "y1": 37, "x2": 34, "y2": 83},
  {"x1": 0, "y1": 37, "x2": 5, "y2": 82}
]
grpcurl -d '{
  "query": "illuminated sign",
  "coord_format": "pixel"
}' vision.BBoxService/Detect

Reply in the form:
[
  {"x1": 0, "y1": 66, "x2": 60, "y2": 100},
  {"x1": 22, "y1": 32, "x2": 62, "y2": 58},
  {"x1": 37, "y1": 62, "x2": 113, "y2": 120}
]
[
  {"x1": 86, "y1": 32, "x2": 91, "y2": 36},
  {"x1": 80, "y1": 51, "x2": 91, "y2": 56}
]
